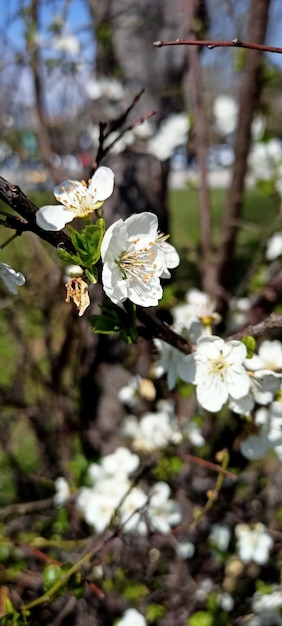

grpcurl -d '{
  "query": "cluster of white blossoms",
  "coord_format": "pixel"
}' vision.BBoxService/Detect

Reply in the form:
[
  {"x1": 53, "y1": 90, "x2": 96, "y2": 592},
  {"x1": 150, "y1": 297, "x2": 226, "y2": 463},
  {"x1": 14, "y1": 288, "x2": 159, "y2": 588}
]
[
  {"x1": 122, "y1": 398, "x2": 205, "y2": 451},
  {"x1": 76, "y1": 446, "x2": 181, "y2": 535},
  {"x1": 36, "y1": 167, "x2": 179, "y2": 309},
  {"x1": 154, "y1": 290, "x2": 282, "y2": 417}
]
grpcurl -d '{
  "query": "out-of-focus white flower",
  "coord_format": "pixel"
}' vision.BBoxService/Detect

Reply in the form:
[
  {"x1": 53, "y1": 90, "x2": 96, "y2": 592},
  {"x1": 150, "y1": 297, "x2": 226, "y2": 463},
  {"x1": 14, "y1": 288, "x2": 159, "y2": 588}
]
[
  {"x1": 133, "y1": 120, "x2": 155, "y2": 140},
  {"x1": 154, "y1": 338, "x2": 189, "y2": 390},
  {"x1": 235, "y1": 522, "x2": 274, "y2": 565},
  {"x1": 148, "y1": 113, "x2": 190, "y2": 161},
  {"x1": 54, "y1": 477, "x2": 70, "y2": 507},
  {"x1": 251, "y1": 115, "x2": 266, "y2": 141},
  {"x1": 249, "y1": 138, "x2": 282, "y2": 182},
  {"x1": 52, "y1": 34, "x2": 80, "y2": 54},
  {"x1": 36, "y1": 166, "x2": 114, "y2": 231},
  {"x1": 175, "y1": 540, "x2": 195, "y2": 559},
  {"x1": 230, "y1": 369, "x2": 282, "y2": 415},
  {"x1": 266, "y1": 232, "x2": 282, "y2": 260},
  {"x1": 101, "y1": 212, "x2": 179, "y2": 307},
  {"x1": 209, "y1": 524, "x2": 231, "y2": 552},
  {"x1": 116, "y1": 608, "x2": 147, "y2": 626},
  {"x1": 101, "y1": 446, "x2": 140, "y2": 477},
  {"x1": 251, "y1": 587, "x2": 282, "y2": 626},
  {"x1": 217, "y1": 592, "x2": 234, "y2": 612},
  {"x1": 123, "y1": 409, "x2": 181, "y2": 451},
  {"x1": 213, "y1": 95, "x2": 238, "y2": 135},
  {"x1": 118, "y1": 375, "x2": 156, "y2": 407},
  {"x1": 246, "y1": 340, "x2": 282, "y2": 372},
  {"x1": 178, "y1": 336, "x2": 250, "y2": 413},
  {"x1": 0, "y1": 262, "x2": 25, "y2": 294},
  {"x1": 228, "y1": 297, "x2": 251, "y2": 329},
  {"x1": 120, "y1": 486, "x2": 148, "y2": 534},
  {"x1": 240, "y1": 403, "x2": 282, "y2": 460},
  {"x1": 86, "y1": 76, "x2": 124, "y2": 102},
  {"x1": 147, "y1": 482, "x2": 182, "y2": 533},
  {"x1": 172, "y1": 288, "x2": 220, "y2": 343}
]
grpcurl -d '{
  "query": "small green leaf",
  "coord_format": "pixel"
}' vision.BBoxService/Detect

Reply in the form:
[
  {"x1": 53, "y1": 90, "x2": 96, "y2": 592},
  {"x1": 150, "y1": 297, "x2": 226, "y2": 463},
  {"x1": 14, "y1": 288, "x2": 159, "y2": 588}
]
[
  {"x1": 241, "y1": 336, "x2": 256, "y2": 359},
  {"x1": 43, "y1": 564, "x2": 62, "y2": 590},
  {"x1": 57, "y1": 246, "x2": 82, "y2": 266},
  {"x1": 187, "y1": 611, "x2": 213, "y2": 626},
  {"x1": 85, "y1": 267, "x2": 98, "y2": 283}
]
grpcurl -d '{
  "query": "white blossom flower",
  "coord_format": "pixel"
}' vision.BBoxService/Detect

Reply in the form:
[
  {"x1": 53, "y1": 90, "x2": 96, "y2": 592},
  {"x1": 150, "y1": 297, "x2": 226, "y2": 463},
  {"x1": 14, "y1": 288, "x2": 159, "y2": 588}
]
[
  {"x1": 235, "y1": 523, "x2": 274, "y2": 565},
  {"x1": 147, "y1": 482, "x2": 182, "y2": 533},
  {"x1": 101, "y1": 446, "x2": 140, "y2": 477},
  {"x1": 172, "y1": 288, "x2": 220, "y2": 343},
  {"x1": 123, "y1": 410, "x2": 181, "y2": 452},
  {"x1": 118, "y1": 376, "x2": 156, "y2": 408},
  {"x1": 36, "y1": 166, "x2": 114, "y2": 231},
  {"x1": 175, "y1": 541, "x2": 195, "y2": 559},
  {"x1": 148, "y1": 113, "x2": 190, "y2": 161},
  {"x1": 230, "y1": 369, "x2": 282, "y2": 415},
  {"x1": 119, "y1": 486, "x2": 148, "y2": 534},
  {"x1": 249, "y1": 138, "x2": 282, "y2": 183},
  {"x1": 154, "y1": 338, "x2": 189, "y2": 390},
  {"x1": 0, "y1": 262, "x2": 25, "y2": 294},
  {"x1": 213, "y1": 95, "x2": 238, "y2": 136},
  {"x1": 52, "y1": 34, "x2": 80, "y2": 55},
  {"x1": 266, "y1": 232, "x2": 282, "y2": 260},
  {"x1": 101, "y1": 212, "x2": 179, "y2": 306},
  {"x1": 246, "y1": 340, "x2": 282, "y2": 372},
  {"x1": 209, "y1": 524, "x2": 231, "y2": 552},
  {"x1": 54, "y1": 477, "x2": 70, "y2": 507},
  {"x1": 116, "y1": 608, "x2": 147, "y2": 626},
  {"x1": 251, "y1": 587, "x2": 282, "y2": 626},
  {"x1": 178, "y1": 335, "x2": 250, "y2": 413},
  {"x1": 86, "y1": 76, "x2": 124, "y2": 102}
]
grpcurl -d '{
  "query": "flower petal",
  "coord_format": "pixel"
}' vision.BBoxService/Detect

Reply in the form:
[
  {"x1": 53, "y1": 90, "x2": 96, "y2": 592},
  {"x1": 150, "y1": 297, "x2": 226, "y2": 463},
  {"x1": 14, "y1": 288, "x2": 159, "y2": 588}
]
[
  {"x1": 89, "y1": 166, "x2": 114, "y2": 201},
  {"x1": 36, "y1": 204, "x2": 76, "y2": 231}
]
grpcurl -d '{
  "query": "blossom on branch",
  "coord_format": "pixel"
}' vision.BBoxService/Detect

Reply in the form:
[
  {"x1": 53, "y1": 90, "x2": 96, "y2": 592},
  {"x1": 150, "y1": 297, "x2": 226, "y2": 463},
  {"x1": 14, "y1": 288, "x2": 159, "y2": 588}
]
[
  {"x1": 178, "y1": 335, "x2": 250, "y2": 413},
  {"x1": 101, "y1": 212, "x2": 179, "y2": 306},
  {"x1": 36, "y1": 166, "x2": 114, "y2": 231},
  {"x1": 0, "y1": 262, "x2": 25, "y2": 294}
]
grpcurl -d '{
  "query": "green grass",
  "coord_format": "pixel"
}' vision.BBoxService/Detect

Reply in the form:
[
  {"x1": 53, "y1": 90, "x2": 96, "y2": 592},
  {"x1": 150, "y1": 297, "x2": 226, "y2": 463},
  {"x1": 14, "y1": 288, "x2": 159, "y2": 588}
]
[
  {"x1": 168, "y1": 186, "x2": 280, "y2": 292},
  {"x1": 169, "y1": 187, "x2": 279, "y2": 250}
]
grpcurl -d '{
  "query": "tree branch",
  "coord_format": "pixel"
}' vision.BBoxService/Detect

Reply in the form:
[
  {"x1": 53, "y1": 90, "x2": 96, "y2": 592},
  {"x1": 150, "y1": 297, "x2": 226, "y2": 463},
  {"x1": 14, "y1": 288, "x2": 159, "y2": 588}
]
[{"x1": 153, "y1": 38, "x2": 282, "y2": 55}]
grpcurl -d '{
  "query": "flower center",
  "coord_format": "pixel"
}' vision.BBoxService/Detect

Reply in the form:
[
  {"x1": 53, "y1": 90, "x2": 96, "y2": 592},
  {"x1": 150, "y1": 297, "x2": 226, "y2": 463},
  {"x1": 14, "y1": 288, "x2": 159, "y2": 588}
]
[
  {"x1": 116, "y1": 239, "x2": 157, "y2": 284},
  {"x1": 209, "y1": 351, "x2": 228, "y2": 378}
]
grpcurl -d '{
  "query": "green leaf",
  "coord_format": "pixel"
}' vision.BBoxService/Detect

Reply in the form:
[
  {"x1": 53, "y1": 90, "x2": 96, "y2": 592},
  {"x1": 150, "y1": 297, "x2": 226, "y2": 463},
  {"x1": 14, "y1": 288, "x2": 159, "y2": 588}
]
[
  {"x1": 67, "y1": 223, "x2": 105, "y2": 267},
  {"x1": 90, "y1": 299, "x2": 137, "y2": 343},
  {"x1": 187, "y1": 611, "x2": 213, "y2": 626},
  {"x1": 146, "y1": 604, "x2": 166, "y2": 623},
  {"x1": 241, "y1": 336, "x2": 256, "y2": 359},
  {"x1": 85, "y1": 267, "x2": 98, "y2": 283},
  {"x1": 56, "y1": 246, "x2": 83, "y2": 266}
]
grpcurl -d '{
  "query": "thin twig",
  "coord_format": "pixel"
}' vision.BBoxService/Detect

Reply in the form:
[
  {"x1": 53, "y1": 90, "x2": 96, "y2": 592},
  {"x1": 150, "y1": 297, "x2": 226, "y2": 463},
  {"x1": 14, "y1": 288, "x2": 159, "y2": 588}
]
[{"x1": 153, "y1": 38, "x2": 282, "y2": 55}]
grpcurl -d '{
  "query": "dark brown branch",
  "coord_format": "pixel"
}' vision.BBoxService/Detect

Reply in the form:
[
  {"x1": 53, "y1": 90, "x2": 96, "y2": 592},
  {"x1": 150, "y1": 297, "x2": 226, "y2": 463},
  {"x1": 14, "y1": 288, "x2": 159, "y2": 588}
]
[
  {"x1": 0, "y1": 176, "x2": 74, "y2": 252},
  {"x1": 153, "y1": 38, "x2": 282, "y2": 55},
  {"x1": 230, "y1": 313, "x2": 282, "y2": 341}
]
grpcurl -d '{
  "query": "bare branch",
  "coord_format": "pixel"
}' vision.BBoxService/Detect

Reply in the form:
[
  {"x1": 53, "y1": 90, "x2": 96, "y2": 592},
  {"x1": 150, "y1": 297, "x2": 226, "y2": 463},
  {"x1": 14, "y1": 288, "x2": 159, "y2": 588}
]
[{"x1": 153, "y1": 38, "x2": 282, "y2": 55}]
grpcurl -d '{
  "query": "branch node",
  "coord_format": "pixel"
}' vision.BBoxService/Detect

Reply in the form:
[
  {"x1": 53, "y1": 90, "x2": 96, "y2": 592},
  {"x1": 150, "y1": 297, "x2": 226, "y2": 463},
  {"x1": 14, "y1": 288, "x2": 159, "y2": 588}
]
[
  {"x1": 232, "y1": 38, "x2": 242, "y2": 46},
  {"x1": 153, "y1": 40, "x2": 162, "y2": 47}
]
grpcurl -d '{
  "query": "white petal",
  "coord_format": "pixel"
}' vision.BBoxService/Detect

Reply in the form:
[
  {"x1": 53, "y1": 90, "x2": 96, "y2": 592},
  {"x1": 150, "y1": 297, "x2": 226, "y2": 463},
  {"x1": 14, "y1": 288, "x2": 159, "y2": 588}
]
[
  {"x1": 197, "y1": 373, "x2": 228, "y2": 412},
  {"x1": 36, "y1": 205, "x2": 76, "y2": 231},
  {"x1": 125, "y1": 212, "x2": 158, "y2": 239},
  {"x1": 0, "y1": 262, "x2": 25, "y2": 294},
  {"x1": 89, "y1": 166, "x2": 114, "y2": 201}
]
